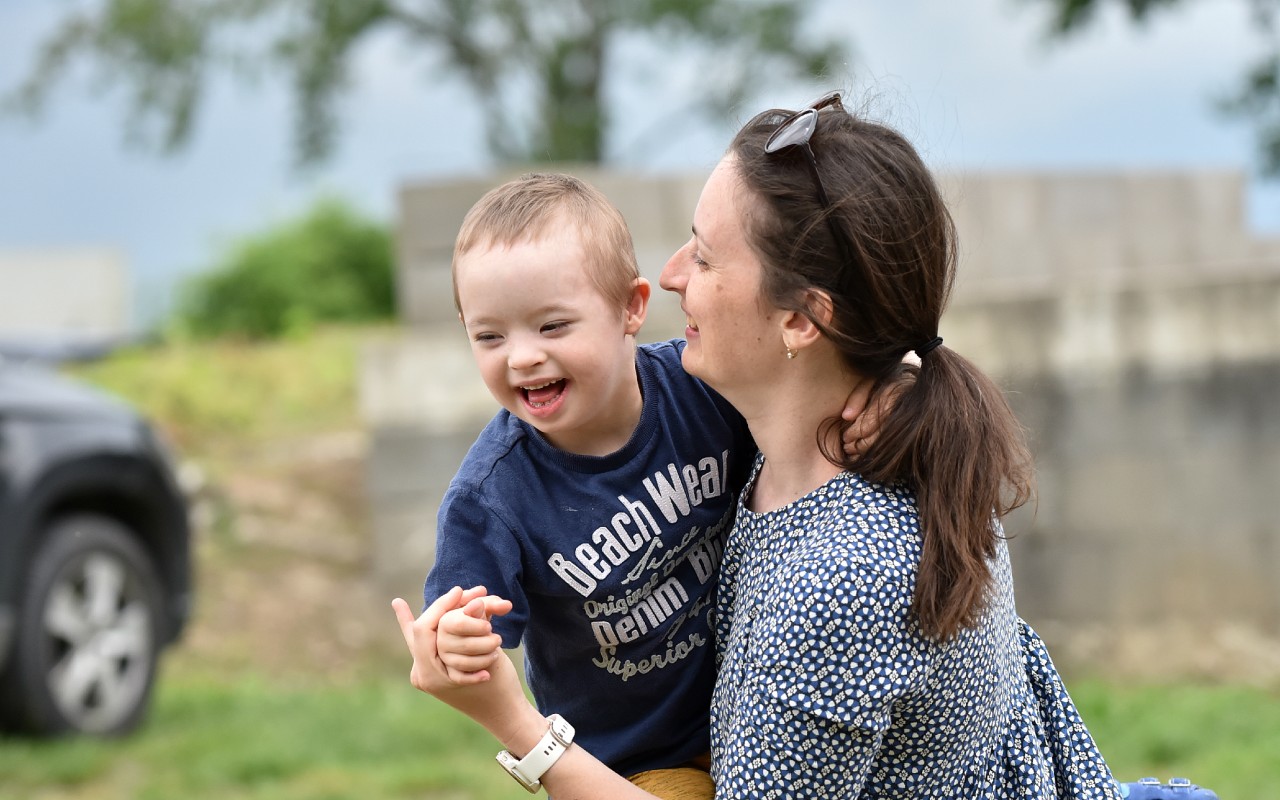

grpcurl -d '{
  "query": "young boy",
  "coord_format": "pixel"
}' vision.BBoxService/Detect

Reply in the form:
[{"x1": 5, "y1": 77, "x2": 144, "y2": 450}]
[{"x1": 421, "y1": 173, "x2": 755, "y2": 794}]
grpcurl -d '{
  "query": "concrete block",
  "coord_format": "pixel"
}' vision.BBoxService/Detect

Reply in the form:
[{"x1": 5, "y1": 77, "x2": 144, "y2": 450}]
[
  {"x1": 395, "y1": 261, "x2": 457, "y2": 328},
  {"x1": 941, "y1": 296, "x2": 1059, "y2": 378},
  {"x1": 1008, "y1": 531, "x2": 1118, "y2": 625},
  {"x1": 0, "y1": 249, "x2": 130, "y2": 340},
  {"x1": 358, "y1": 331, "x2": 493, "y2": 431},
  {"x1": 589, "y1": 171, "x2": 683, "y2": 252},
  {"x1": 1045, "y1": 231, "x2": 1127, "y2": 281},
  {"x1": 1041, "y1": 173, "x2": 1125, "y2": 235},
  {"x1": 1185, "y1": 171, "x2": 1251, "y2": 266},
  {"x1": 398, "y1": 177, "x2": 501, "y2": 254},
  {"x1": 1047, "y1": 288, "x2": 1125, "y2": 375},
  {"x1": 365, "y1": 424, "x2": 482, "y2": 502},
  {"x1": 960, "y1": 234, "x2": 1057, "y2": 292},
  {"x1": 370, "y1": 500, "x2": 440, "y2": 607},
  {"x1": 1120, "y1": 172, "x2": 1195, "y2": 271},
  {"x1": 974, "y1": 173, "x2": 1045, "y2": 238}
]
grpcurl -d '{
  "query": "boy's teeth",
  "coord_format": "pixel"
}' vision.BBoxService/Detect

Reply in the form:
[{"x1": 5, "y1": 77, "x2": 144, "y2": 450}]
[{"x1": 523, "y1": 379, "x2": 565, "y2": 408}]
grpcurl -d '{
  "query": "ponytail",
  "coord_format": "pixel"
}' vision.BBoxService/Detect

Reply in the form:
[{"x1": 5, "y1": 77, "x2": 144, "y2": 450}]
[{"x1": 840, "y1": 347, "x2": 1034, "y2": 641}]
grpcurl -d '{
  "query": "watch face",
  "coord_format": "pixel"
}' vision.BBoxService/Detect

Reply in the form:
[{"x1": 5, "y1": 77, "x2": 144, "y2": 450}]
[{"x1": 496, "y1": 751, "x2": 539, "y2": 792}]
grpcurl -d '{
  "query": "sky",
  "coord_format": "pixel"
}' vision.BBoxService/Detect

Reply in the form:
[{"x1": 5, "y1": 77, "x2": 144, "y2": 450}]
[{"x1": 1, "y1": 0, "x2": 1277, "y2": 330}]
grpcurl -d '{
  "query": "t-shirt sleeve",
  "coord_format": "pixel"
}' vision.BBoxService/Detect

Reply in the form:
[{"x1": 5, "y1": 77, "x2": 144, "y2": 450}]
[
  {"x1": 422, "y1": 484, "x2": 529, "y2": 648},
  {"x1": 714, "y1": 558, "x2": 928, "y2": 799}
]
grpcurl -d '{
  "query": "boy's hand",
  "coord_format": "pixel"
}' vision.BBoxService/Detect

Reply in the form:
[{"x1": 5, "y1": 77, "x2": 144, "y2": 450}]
[
  {"x1": 438, "y1": 592, "x2": 514, "y2": 684},
  {"x1": 840, "y1": 380, "x2": 877, "y2": 458},
  {"x1": 841, "y1": 355, "x2": 918, "y2": 459}
]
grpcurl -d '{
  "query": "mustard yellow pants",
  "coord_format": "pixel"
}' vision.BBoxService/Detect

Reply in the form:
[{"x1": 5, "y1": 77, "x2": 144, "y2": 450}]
[{"x1": 627, "y1": 755, "x2": 714, "y2": 800}]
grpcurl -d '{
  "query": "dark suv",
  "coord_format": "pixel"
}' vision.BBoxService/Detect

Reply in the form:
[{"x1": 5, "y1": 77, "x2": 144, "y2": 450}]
[{"x1": 0, "y1": 356, "x2": 191, "y2": 736}]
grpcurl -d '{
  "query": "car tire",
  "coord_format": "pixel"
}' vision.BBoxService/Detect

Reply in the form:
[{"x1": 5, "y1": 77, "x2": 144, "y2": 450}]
[{"x1": 0, "y1": 514, "x2": 164, "y2": 736}]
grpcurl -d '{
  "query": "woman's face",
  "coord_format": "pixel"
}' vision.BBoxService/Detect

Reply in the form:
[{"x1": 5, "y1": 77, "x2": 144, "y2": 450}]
[{"x1": 659, "y1": 156, "x2": 783, "y2": 401}]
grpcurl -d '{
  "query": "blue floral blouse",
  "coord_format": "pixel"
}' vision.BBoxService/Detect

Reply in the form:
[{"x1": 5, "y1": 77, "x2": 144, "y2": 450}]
[{"x1": 710, "y1": 456, "x2": 1120, "y2": 799}]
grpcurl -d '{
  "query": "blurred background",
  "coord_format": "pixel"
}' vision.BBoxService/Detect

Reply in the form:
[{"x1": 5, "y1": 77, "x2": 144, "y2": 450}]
[{"x1": 1, "y1": 0, "x2": 1277, "y2": 798}]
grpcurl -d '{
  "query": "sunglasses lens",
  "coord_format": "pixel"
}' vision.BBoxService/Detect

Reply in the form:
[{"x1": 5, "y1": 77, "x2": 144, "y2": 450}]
[{"x1": 765, "y1": 109, "x2": 817, "y2": 154}]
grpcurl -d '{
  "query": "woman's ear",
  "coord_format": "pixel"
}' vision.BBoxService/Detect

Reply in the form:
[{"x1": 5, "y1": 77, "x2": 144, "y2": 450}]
[
  {"x1": 803, "y1": 288, "x2": 835, "y2": 328},
  {"x1": 624, "y1": 277, "x2": 651, "y2": 336},
  {"x1": 780, "y1": 289, "x2": 833, "y2": 352}
]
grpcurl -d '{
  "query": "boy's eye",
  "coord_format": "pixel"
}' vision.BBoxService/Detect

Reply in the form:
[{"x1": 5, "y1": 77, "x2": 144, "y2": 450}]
[
  {"x1": 540, "y1": 321, "x2": 569, "y2": 334},
  {"x1": 473, "y1": 332, "x2": 501, "y2": 343}
]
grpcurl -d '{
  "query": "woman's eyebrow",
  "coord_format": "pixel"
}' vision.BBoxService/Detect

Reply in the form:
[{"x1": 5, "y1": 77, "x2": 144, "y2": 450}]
[{"x1": 691, "y1": 224, "x2": 714, "y2": 254}]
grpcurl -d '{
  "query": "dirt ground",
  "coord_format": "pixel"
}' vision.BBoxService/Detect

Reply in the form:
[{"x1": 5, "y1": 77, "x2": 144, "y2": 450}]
[{"x1": 167, "y1": 430, "x2": 407, "y2": 684}]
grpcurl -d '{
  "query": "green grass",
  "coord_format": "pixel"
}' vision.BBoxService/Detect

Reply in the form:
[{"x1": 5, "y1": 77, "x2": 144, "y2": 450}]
[
  {"x1": 1073, "y1": 678, "x2": 1280, "y2": 796},
  {"x1": 0, "y1": 670, "x2": 530, "y2": 800},
  {"x1": 1, "y1": 673, "x2": 1275, "y2": 799},
  {"x1": 64, "y1": 325, "x2": 386, "y2": 454}
]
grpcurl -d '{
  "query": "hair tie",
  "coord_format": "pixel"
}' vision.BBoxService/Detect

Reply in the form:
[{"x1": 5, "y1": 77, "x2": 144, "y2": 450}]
[{"x1": 915, "y1": 336, "x2": 943, "y2": 357}]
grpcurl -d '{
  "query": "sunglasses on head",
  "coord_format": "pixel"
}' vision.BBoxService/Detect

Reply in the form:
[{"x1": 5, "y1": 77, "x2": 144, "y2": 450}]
[{"x1": 762, "y1": 92, "x2": 859, "y2": 275}]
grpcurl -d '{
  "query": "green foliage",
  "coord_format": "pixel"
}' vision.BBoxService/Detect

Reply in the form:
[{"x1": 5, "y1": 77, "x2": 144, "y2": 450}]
[
  {"x1": 65, "y1": 325, "x2": 372, "y2": 451},
  {"x1": 1030, "y1": 0, "x2": 1280, "y2": 176},
  {"x1": 173, "y1": 198, "x2": 394, "y2": 340},
  {"x1": 5, "y1": 0, "x2": 845, "y2": 165}
]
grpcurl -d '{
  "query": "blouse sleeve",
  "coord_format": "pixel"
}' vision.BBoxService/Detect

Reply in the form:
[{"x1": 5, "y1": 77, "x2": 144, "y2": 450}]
[{"x1": 713, "y1": 557, "x2": 928, "y2": 799}]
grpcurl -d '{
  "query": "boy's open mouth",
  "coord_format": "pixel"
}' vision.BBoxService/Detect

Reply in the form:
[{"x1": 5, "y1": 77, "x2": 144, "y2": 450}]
[{"x1": 521, "y1": 379, "x2": 566, "y2": 409}]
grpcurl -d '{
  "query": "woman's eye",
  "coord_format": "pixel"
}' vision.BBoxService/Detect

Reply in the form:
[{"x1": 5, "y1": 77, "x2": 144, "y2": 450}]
[{"x1": 692, "y1": 252, "x2": 709, "y2": 268}]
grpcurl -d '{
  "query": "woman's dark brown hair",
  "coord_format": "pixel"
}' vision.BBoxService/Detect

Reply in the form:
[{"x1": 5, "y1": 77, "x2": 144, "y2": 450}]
[{"x1": 730, "y1": 100, "x2": 1034, "y2": 641}]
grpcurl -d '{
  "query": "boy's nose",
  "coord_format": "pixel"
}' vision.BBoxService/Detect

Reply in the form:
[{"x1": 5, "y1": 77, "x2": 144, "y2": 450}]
[{"x1": 507, "y1": 340, "x2": 547, "y2": 370}]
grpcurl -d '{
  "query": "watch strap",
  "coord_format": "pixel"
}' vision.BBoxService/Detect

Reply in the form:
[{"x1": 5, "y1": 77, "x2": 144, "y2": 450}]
[{"x1": 496, "y1": 714, "x2": 575, "y2": 793}]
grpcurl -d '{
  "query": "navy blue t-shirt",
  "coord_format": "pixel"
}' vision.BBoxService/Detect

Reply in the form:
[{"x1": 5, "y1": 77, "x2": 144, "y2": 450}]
[{"x1": 424, "y1": 340, "x2": 754, "y2": 777}]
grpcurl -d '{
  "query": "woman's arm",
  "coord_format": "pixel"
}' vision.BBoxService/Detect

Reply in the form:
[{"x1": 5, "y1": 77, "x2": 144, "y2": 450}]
[{"x1": 392, "y1": 590, "x2": 663, "y2": 800}]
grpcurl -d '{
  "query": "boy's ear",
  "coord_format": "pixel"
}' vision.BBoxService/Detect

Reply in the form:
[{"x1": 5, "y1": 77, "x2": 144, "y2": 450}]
[{"x1": 624, "y1": 277, "x2": 651, "y2": 336}]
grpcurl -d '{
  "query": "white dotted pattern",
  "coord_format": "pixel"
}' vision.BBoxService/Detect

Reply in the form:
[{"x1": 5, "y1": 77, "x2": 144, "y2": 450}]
[{"x1": 710, "y1": 456, "x2": 1120, "y2": 799}]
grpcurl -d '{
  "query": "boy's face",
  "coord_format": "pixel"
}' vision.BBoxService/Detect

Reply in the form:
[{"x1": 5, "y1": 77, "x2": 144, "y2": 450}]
[{"x1": 455, "y1": 227, "x2": 649, "y2": 456}]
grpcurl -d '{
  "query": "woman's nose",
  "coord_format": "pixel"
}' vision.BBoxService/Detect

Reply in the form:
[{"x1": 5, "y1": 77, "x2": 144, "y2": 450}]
[{"x1": 659, "y1": 243, "x2": 690, "y2": 293}]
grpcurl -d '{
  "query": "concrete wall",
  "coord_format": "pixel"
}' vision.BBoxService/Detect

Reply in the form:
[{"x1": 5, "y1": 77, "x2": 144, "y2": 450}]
[
  {"x1": 0, "y1": 248, "x2": 131, "y2": 356},
  {"x1": 368, "y1": 167, "x2": 1280, "y2": 674}
]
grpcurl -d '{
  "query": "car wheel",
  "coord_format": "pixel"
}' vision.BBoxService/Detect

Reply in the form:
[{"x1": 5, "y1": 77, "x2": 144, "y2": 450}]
[{"x1": 1, "y1": 514, "x2": 164, "y2": 736}]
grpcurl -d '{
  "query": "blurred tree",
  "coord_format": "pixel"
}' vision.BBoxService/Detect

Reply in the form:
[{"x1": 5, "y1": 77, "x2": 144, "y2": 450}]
[
  {"x1": 1028, "y1": 0, "x2": 1280, "y2": 175},
  {"x1": 175, "y1": 197, "x2": 393, "y2": 339},
  {"x1": 5, "y1": 0, "x2": 844, "y2": 165}
]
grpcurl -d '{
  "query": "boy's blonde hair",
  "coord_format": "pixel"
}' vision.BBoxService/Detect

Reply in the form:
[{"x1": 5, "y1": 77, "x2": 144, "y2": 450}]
[{"x1": 452, "y1": 173, "x2": 641, "y2": 315}]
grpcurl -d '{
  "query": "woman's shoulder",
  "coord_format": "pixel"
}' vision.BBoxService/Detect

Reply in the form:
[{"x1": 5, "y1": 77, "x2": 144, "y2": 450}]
[
  {"x1": 825, "y1": 471, "x2": 920, "y2": 541},
  {"x1": 783, "y1": 472, "x2": 923, "y2": 584}
]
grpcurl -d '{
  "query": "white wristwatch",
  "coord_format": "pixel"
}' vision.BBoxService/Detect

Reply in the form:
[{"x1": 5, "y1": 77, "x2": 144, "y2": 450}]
[{"x1": 496, "y1": 714, "x2": 575, "y2": 793}]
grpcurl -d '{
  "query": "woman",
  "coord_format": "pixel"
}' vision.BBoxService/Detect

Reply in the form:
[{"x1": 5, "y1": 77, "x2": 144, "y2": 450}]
[{"x1": 394, "y1": 93, "x2": 1121, "y2": 799}]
